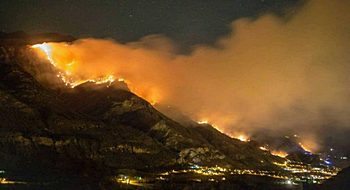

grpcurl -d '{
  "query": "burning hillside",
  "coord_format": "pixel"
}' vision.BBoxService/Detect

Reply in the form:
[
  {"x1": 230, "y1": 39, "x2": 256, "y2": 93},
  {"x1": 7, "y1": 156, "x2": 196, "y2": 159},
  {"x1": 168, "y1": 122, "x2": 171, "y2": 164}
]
[
  {"x1": 1, "y1": 0, "x2": 350, "y2": 189},
  {"x1": 27, "y1": 0, "x2": 350, "y2": 155},
  {"x1": 2, "y1": 43, "x2": 321, "y2": 188},
  {"x1": 30, "y1": 40, "x2": 164, "y2": 106},
  {"x1": 10, "y1": 0, "x2": 346, "y2": 175}
]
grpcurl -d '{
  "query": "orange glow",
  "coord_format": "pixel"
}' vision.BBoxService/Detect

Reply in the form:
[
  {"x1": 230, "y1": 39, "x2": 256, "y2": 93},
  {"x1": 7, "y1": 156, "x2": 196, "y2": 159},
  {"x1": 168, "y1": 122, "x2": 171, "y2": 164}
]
[
  {"x1": 197, "y1": 120, "x2": 225, "y2": 133},
  {"x1": 32, "y1": 43, "x2": 55, "y2": 65},
  {"x1": 231, "y1": 134, "x2": 250, "y2": 142},
  {"x1": 26, "y1": 1, "x2": 350, "y2": 152},
  {"x1": 271, "y1": 150, "x2": 288, "y2": 158},
  {"x1": 298, "y1": 137, "x2": 319, "y2": 153},
  {"x1": 197, "y1": 120, "x2": 209, "y2": 124},
  {"x1": 69, "y1": 75, "x2": 116, "y2": 88},
  {"x1": 31, "y1": 42, "x2": 161, "y2": 104},
  {"x1": 259, "y1": 146, "x2": 288, "y2": 158},
  {"x1": 31, "y1": 43, "x2": 116, "y2": 87},
  {"x1": 259, "y1": 146, "x2": 268, "y2": 151},
  {"x1": 211, "y1": 124, "x2": 224, "y2": 133},
  {"x1": 299, "y1": 143, "x2": 312, "y2": 153}
]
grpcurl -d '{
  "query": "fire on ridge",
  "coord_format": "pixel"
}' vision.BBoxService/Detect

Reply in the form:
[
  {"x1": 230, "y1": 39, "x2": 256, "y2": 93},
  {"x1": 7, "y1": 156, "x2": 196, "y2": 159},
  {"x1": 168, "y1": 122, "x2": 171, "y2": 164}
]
[
  {"x1": 31, "y1": 42, "x2": 317, "y2": 157},
  {"x1": 197, "y1": 120, "x2": 251, "y2": 142},
  {"x1": 31, "y1": 43, "x2": 117, "y2": 88},
  {"x1": 31, "y1": 42, "x2": 160, "y2": 105}
]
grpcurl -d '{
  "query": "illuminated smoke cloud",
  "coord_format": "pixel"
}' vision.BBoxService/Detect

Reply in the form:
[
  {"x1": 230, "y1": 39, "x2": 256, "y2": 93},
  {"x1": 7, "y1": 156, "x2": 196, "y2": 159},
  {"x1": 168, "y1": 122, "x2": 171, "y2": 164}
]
[{"x1": 32, "y1": 0, "x2": 350, "y2": 152}]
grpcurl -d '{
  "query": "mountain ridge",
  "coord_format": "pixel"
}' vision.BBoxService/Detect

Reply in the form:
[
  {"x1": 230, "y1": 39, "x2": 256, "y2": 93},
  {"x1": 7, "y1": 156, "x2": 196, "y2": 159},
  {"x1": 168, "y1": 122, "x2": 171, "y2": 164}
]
[
  {"x1": 1, "y1": 34, "x2": 339, "y2": 189},
  {"x1": 0, "y1": 42, "x2": 283, "y2": 180}
]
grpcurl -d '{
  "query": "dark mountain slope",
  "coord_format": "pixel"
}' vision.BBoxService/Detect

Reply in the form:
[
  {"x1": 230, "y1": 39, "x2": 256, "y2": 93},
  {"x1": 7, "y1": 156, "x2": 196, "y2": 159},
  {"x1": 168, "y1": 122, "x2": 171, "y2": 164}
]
[
  {"x1": 0, "y1": 47, "x2": 176, "y2": 180},
  {"x1": 0, "y1": 42, "x2": 285, "y2": 187},
  {"x1": 193, "y1": 124, "x2": 285, "y2": 170}
]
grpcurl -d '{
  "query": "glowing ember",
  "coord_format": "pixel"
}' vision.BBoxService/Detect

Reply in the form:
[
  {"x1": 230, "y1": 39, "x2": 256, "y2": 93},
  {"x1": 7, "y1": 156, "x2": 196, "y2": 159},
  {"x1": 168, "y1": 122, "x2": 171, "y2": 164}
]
[
  {"x1": 299, "y1": 143, "x2": 312, "y2": 153},
  {"x1": 69, "y1": 75, "x2": 116, "y2": 88},
  {"x1": 271, "y1": 150, "x2": 288, "y2": 158},
  {"x1": 196, "y1": 120, "x2": 224, "y2": 133},
  {"x1": 232, "y1": 134, "x2": 250, "y2": 142},
  {"x1": 212, "y1": 125, "x2": 224, "y2": 133},
  {"x1": 259, "y1": 146, "x2": 268, "y2": 151},
  {"x1": 197, "y1": 120, "x2": 209, "y2": 124}
]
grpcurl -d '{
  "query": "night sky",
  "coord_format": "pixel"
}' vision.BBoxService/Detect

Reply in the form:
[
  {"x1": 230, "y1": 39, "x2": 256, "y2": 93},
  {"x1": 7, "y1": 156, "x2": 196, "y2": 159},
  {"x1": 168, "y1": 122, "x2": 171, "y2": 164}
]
[{"x1": 0, "y1": 0, "x2": 303, "y2": 49}]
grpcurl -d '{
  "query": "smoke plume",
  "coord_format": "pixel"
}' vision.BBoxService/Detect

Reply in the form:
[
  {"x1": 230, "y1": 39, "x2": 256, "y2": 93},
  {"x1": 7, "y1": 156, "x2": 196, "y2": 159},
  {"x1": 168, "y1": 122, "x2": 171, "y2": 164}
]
[{"x1": 33, "y1": 0, "x2": 350, "y2": 152}]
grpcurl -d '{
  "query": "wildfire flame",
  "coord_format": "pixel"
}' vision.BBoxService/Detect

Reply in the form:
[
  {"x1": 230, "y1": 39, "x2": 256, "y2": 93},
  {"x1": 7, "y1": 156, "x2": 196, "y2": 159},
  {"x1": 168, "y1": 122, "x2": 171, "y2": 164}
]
[
  {"x1": 197, "y1": 120, "x2": 225, "y2": 133},
  {"x1": 31, "y1": 43, "x2": 118, "y2": 88},
  {"x1": 28, "y1": 43, "x2": 321, "y2": 152},
  {"x1": 232, "y1": 134, "x2": 250, "y2": 142},
  {"x1": 25, "y1": 1, "x2": 350, "y2": 154},
  {"x1": 299, "y1": 143, "x2": 312, "y2": 153},
  {"x1": 70, "y1": 75, "x2": 116, "y2": 88},
  {"x1": 259, "y1": 146, "x2": 288, "y2": 158},
  {"x1": 197, "y1": 120, "x2": 209, "y2": 124},
  {"x1": 271, "y1": 150, "x2": 288, "y2": 158},
  {"x1": 30, "y1": 42, "x2": 159, "y2": 105},
  {"x1": 32, "y1": 43, "x2": 55, "y2": 65},
  {"x1": 259, "y1": 146, "x2": 268, "y2": 151}
]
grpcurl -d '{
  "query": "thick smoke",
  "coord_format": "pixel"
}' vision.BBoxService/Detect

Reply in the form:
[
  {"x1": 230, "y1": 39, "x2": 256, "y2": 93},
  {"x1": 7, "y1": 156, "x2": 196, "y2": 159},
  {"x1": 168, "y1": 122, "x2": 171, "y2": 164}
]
[{"x1": 37, "y1": 0, "x2": 350, "y2": 152}]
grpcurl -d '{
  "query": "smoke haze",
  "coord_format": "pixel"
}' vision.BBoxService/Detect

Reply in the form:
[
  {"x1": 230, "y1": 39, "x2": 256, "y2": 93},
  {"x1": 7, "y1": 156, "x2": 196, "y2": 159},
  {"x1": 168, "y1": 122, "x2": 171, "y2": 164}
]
[{"x1": 34, "y1": 0, "x2": 350, "y2": 152}]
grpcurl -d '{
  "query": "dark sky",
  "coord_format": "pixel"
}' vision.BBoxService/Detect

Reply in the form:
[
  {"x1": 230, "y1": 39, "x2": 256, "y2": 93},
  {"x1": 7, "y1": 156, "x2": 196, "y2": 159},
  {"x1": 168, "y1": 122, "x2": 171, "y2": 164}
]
[{"x1": 0, "y1": 0, "x2": 303, "y2": 48}]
